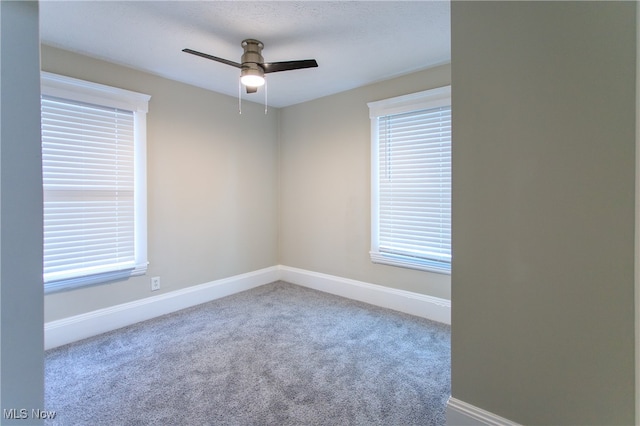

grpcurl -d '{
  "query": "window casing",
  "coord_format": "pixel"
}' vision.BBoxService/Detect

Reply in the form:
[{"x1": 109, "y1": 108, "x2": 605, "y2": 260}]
[
  {"x1": 368, "y1": 86, "x2": 451, "y2": 274},
  {"x1": 41, "y1": 72, "x2": 150, "y2": 293}
]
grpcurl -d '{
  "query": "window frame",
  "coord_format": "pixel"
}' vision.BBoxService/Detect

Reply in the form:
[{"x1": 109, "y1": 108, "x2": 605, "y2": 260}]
[
  {"x1": 368, "y1": 85, "x2": 451, "y2": 274},
  {"x1": 41, "y1": 72, "x2": 151, "y2": 293}
]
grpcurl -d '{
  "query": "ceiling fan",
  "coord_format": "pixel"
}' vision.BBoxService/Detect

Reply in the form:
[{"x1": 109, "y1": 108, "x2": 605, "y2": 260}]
[{"x1": 183, "y1": 39, "x2": 318, "y2": 94}]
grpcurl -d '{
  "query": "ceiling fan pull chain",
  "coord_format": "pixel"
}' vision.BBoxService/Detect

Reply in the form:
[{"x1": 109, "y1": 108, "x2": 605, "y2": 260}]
[
  {"x1": 238, "y1": 79, "x2": 242, "y2": 114},
  {"x1": 264, "y1": 78, "x2": 268, "y2": 115}
]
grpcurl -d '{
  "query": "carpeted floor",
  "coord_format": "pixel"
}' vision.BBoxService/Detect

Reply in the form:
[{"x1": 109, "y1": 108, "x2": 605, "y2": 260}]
[{"x1": 45, "y1": 281, "x2": 451, "y2": 425}]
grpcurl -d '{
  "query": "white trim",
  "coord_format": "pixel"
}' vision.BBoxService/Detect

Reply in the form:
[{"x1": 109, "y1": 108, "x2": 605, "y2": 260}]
[
  {"x1": 44, "y1": 266, "x2": 279, "y2": 349},
  {"x1": 41, "y1": 71, "x2": 150, "y2": 112},
  {"x1": 134, "y1": 101, "x2": 148, "y2": 279},
  {"x1": 370, "y1": 251, "x2": 451, "y2": 275},
  {"x1": 278, "y1": 265, "x2": 451, "y2": 324},
  {"x1": 45, "y1": 265, "x2": 451, "y2": 349},
  {"x1": 368, "y1": 85, "x2": 451, "y2": 118},
  {"x1": 446, "y1": 397, "x2": 521, "y2": 426}
]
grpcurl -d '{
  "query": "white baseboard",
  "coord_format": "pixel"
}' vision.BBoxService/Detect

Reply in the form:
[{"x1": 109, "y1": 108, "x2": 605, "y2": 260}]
[
  {"x1": 446, "y1": 397, "x2": 521, "y2": 426},
  {"x1": 278, "y1": 265, "x2": 451, "y2": 324},
  {"x1": 45, "y1": 265, "x2": 451, "y2": 350},
  {"x1": 44, "y1": 266, "x2": 280, "y2": 350}
]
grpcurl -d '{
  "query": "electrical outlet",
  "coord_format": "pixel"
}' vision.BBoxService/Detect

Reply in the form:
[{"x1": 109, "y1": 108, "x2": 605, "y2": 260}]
[{"x1": 151, "y1": 276, "x2": 161, "y2": 291}]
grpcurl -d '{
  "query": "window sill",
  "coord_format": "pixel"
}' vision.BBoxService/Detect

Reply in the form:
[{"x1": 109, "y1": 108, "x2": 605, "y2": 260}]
[
  {"x1": 370, "y1": 251, "x2": 451, "y2": 275},
  {"x1": 44, "y1": 263, "x2": 148, "y2": 294}
]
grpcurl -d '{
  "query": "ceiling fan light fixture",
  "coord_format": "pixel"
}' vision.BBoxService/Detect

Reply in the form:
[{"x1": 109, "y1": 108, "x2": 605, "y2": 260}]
[
  {"x1": 240, "y1": 66, "x2": 265, "y2": 87},
  {"x1": 240, "y1": 74, "x2": 265, "y2": 87}
]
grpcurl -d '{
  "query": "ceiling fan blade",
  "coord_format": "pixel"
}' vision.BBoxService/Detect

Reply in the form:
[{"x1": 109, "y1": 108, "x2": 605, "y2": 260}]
[
  {"x1": 246, "y1": 86, "x2": 258, "y2": 94},
  {"x1": 262, "y1": 59, "x2": 318, "y2": 73},
  {"x1": 182, "y1": 48, "x2": 242, "y2": 69}
]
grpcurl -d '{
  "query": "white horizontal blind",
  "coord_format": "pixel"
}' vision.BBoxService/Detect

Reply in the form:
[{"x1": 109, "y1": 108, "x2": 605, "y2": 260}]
[
  {"x1": 377, "y1": 105, "x2": 451, "y2": 266},
  {"x1": 41, "y1": 95, "x2": 136, "y2": 283}
]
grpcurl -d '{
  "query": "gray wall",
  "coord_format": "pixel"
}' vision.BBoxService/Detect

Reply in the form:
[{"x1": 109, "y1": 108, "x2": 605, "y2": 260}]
[
  {"x1": 0, "y1": 1, "x2": 44, "y2": 423},
  {"x1": 279, "y1": 65, "x2": 452, "y2": 298},
  {"x1": 451, "y1": 2, "x2": 636, "y2": 424},
  {"x1": 42, "y1": 46, "x2": 279, "y2": 322}
]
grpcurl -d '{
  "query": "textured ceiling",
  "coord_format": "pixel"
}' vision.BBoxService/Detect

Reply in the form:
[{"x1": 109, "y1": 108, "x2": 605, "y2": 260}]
[{"x1": 39, "y1": 1, "x2": 451, "y2": 108}]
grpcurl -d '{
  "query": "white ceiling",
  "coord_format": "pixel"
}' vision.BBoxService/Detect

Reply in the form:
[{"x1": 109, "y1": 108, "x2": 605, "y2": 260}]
[{"x1": 39, "y1": 1, "x2": 450, "y2": 108}]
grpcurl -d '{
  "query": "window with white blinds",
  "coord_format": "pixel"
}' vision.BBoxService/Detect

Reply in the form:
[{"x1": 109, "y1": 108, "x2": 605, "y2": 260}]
[
  {"x1": 368, "y1": 86, "x2": 451, "y2": 274},
  {"x1": 41, "y1": 72, "x2": 150, "y2": 292}
]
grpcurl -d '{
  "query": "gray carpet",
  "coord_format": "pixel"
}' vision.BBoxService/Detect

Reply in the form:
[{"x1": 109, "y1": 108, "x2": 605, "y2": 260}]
[{"x1": 45, "y1": 281, "x2": 451, "y2": 425}]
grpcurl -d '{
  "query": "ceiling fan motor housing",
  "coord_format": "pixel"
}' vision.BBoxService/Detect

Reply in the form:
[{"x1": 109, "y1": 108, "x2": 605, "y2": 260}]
[{"x1": 241, "y1": 39, "x2": 265, "y2": 76}]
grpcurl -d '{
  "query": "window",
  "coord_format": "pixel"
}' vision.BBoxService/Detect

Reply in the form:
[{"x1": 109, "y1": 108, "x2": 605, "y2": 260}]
[
  {"x1": 368, "y1": 86, "x2": 451, "y2": 274},
  {"x1": 41, "y1": 72, "x2": 151, "y2": 292}
]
